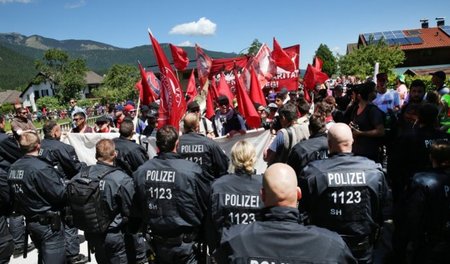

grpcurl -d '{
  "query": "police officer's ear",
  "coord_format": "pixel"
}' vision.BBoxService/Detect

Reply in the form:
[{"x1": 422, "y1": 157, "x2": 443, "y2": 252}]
[
  {"x1": 174, "y1": 139, "x2": 180, "y2": 153},
  {"x1": 297, "y1": 186, "x2": 302, "y2": 201}
]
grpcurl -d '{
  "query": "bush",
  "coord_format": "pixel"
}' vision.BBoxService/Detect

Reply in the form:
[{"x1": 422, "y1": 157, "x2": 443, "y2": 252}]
[{"x1": 36, "y1": 96, "x2": 63, "y2": 110}]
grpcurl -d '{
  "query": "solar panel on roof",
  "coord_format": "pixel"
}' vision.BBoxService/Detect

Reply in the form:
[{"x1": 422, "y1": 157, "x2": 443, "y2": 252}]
[
  {"x1": 395, "y1": 38, "x2": 409, "y2": 45},
  {"x1": 406, "y1": 36, "x2": 423, "y2": 44},
  {"x1": 393, "y1": 31, "x2": 406, "y2": 38},
  {"x1": 440, "y1": 25, "x2": 450, "y2": 37},
  {"x1": 386, "y1": 39, "x2": 397, "y2": 45},
  {"x1": 383, "y1": 31, "x2": 395, "y2": 39}
]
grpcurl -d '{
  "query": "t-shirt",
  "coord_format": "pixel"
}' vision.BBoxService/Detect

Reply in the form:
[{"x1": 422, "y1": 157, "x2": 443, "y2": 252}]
[
  {"x1": 352, "y1": 104, "x2": 384, "y2": 162},
  {"x1": 397, "y1": 84, "x2": 408, "y2": 107},
  {"x1": 373, "y1": 90, "x2": 400, "y2": 113}
]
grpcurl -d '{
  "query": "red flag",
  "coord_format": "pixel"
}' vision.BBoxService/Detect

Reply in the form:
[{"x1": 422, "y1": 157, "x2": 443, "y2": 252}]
[
  {"x1": 272, "y1": 38, "x2": 296, "y2": 72},
  {"x1": 196, "y1": 44, "x2": 212, "y2": 86},
  {"x1": 217, "y1": 72, "x2": 234, "y2": 106},
  {"x1": 234, "y1": 69, "x2": 260, "y2": 129},
  {"x1": 303, "y1": 64, "x2": 329, "y2": 103},
  {"x1": 135, "y1": 62, "x2": 158, "y2": 105},
  {"x1": 185, "y1": 69, "x2": 197, "y2": 104},
  {"x1": 169, "y1": 44, "x2": 189, "y2": 71},
  {"x1": 205, "y1": 83, "x2": 215, "y2": 119},
  {"x1": 249, "y1": 66, "x2": 266, "y2": 107},
  {"x1": 313, "y1": 56, "x2": 323, "y2": 70},
  {"x1": 148, "y1": 30, "x2": 186, "y2": 129}
]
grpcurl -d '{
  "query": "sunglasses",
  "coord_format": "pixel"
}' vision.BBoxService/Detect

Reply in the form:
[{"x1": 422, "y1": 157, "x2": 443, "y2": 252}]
[
  {"x1": 70, "y1": 101, "x2": 75, "y2": 104},
  {"x1": 19, "y1": 112, "x2": 27, "y2": 115},
  {"x1": 73, "y1": 118, "x2": 83, "y2": 121},
  {"x1": 189, "y1": 108, "x2": 200, "y2": 112}
]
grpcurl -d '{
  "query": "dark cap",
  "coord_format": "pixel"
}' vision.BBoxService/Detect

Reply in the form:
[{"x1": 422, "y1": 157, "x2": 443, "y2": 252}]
[
  {"x1": 429, "y1": 71, "x2": 446, "y2": 81},
  {"x1": 147, "y1": 109, "x2": 158, "y2": 118},
  {"x1": 95, "y1": 115, "x2": 110, "y2": 124},
  {"x1": 217, "y1": 95, "x2": 229, "y2": 106},
  {"x1": 115, "y1": 104, "x2": 124, "y2": 111},
  {"x1": 376, "y1": 73, "x2": 388, "y2": 80},
  {"x1": 141, "y1": 105, "x2": 150, "y2": 112},
  {"x1": 280, "y1": 87, "x2": 288, "y2": 95},
  {"x1": 289, "y1": 90, "x2": 298, "y2": 95},
  {"x1": 187, "y1": 101, "x2": 200, "y2": 112}
]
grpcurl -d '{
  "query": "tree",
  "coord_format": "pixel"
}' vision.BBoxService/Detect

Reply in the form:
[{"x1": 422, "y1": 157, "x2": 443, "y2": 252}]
[
  {"x1": 35, "y1": 49, "x2": 87, "y2": 103},
  {"x1": 338, "y1": 40, "x2": 405, "y2": 78},
  {"x1": 242, "y1": 39, "x2": 262, "y2": 56},
  {"x1": 92, "y1": 64, "x2": 139, "y2": 102},
  {"x1": 315, "y1": 44, "x2": 337, "y2": 77},
  {"x1": 36, "y1": 96, "x2": 62, "y2": 110}
]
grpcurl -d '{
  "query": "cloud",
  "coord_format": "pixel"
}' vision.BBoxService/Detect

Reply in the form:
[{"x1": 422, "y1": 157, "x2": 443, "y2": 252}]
[
  {"x1": 169, "y1": 17, "x2": 216, "y2": 36},
  {"x1": 64, "y1": 0, "x2": 86, "y2": 9},
  {"x1": 0, "y1": 0, "x2": 32, "y2": 4},
  {"x1": 331, "y1": 46, "x2": 340, "y2": 53},
  {"x1": 177, "y1": 41, "x2": 194, "y2": 47}
]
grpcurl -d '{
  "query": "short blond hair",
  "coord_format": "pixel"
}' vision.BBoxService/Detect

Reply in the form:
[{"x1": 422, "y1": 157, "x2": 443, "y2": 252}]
[
  {"x1": 95, "y1": 139, "x2": 116, "y2": 162},
  {"x1": 231, "y1": 140, "x2": 256, "y2": 174},
  {"x1": 19, "y1": 131, "x2": 40, "y2": 153}
]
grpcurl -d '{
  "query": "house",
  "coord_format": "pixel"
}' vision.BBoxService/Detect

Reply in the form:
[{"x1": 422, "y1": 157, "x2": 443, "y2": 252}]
[
  {"x1": 352, "y1": 19, "x2": 450, "y2": 74},
  {"x1": 20, "y1": 71, "x2": 103, "y2": 111},
  {"x1": 0, "y1": 90, "x2": 21, "y2": 105}
]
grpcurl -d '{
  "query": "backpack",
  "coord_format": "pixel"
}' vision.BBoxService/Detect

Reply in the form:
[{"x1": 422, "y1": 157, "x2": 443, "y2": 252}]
[{"x1": 67, "y1": 166, "x2": 118, "y2": 233}]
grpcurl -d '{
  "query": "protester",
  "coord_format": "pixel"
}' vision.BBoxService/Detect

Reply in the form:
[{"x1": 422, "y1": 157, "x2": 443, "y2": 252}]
[
  {"x1": 396, "y1": 74, "x2": 408, "y2": 107},
  {"x1": 10, "y1": 107, "x2": 36, "y2": 140},
  {"x1": 212, "y1": 95, "x2": 247, "y2": 137},
  {"x1": 264, "y1": 103, "x2": 310, "y2": 165},
  {"x1": 180, "y1": 101, "x2": 215, "y2": 138},
  {"x1": 372, "y1": 73, "x2": 400, "y2": 114},
  {"x1": 430, "y1": 70, "x2": 449, "y2": 95},
  {"x1": 123, "y1": 104, "x2": 146, "y2": 134},
  {"x1": 71, "y1": 110, "x2": 93, "y2": 133}
]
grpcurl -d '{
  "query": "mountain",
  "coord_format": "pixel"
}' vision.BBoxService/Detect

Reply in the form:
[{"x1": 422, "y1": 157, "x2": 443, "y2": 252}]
[{"x1": 0, "y1": 33, "x2": 238, "y2": 91}]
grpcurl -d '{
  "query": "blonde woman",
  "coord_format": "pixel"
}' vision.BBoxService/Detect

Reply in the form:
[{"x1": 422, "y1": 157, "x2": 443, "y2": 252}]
[{"x1": 205, "y1": 140, "x2": 264, "y2": 254}]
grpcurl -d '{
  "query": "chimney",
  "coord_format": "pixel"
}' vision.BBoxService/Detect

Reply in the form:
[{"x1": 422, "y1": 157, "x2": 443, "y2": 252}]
[
  {"x1": 436, "y1": 17, "x2": 445, "y2": 27},
  {"x1": 420, "y1": 19, "x2": 429, "y2": 28}
]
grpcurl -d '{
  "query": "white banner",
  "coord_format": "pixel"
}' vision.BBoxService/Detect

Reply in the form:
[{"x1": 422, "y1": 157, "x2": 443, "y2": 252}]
[{"x1": 62, "y1": 129, "x2": 273, "y2": 174}]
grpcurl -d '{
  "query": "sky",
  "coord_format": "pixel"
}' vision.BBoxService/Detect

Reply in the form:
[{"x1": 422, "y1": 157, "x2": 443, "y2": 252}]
[{"x1": 1, "y1": 0, "x2": 449, "y2": 69}]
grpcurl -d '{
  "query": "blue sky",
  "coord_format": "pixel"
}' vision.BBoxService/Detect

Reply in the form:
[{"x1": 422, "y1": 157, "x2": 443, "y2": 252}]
[{"x1": 1, "y1": 0, "x2": 449, "y2": 68}]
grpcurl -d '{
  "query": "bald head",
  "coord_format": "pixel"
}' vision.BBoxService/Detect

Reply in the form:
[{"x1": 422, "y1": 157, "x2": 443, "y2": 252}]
[
  {"x1": 183, "y1": 112, "x2": 200, "y2": 133},
  {"x1": 328, "y1": 123, "x2": 353, "y2": 154},
  {"x1": 262, "y1": 163, "x2": 301, "y2": 208}
]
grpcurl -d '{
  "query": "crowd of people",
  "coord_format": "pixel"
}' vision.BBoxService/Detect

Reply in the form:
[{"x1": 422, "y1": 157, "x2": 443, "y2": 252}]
[{"x1": 0, "y1": 69, "x2": 449, "y2": 264}]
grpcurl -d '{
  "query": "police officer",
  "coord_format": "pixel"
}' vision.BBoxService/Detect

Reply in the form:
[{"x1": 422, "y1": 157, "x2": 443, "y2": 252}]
[
  {"x1": 133, "y1": 125, "x2": 211, "y2": 264},
  {"x1": 112, "y1": 119, "x2": 148, "y2": 264},
  {"x1": 205, "y1": 140, "x2": 263, "y2": 253},
  {"x1": 0, "y1": 167, "x2": 13, "y2": 263},
  {"x1": 217, "y1": 163, "x2": 356, "y2": 264},
  {"x1": 113, "y1": 118, "x2": 149, "y2": 175},
  {"x1": 300, "y1": 123, "x2": 388, "y2": 264},
  {"x1": 0, "y1": 113, "x2": 33, "y2": 258},
  {"x1": 73, "y1": 139, "x2": 135, "y2": 264},
  {"x1": 178, "y1": 113, "x2": 229, "y2": 179},
  {"x1": 287, "y1": 113, "x2": 329, "y2": 177},
  {"x1": 8, "y1": 131, "x2": 66, "y2": 263},
  {"x1": 393, "y1": 140, "x2": 450, "y2": 263},
  {"x1": 39, "y1": 120, "x2": 87, "y2": 263}
]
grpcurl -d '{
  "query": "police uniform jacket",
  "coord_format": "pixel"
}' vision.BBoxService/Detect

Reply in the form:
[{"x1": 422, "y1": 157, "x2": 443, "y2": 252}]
[
  {"x1": 8, "y1": 155, "x2": 66, "y2": 218},
  {"x1": 206, "y1": 169, "x2": 263, "y2": 250},
  {"x1": 113, "y1": 136, "x2": 149, "y2": 175},
  {"x1": 133, "y1": 152, "x2": 210, "y2": 237},
  {"x1": 73, "y1": 162, "x2": 135, "y2": 230},
  {"x1": 0, "y1": 132, "x2": 22, "y2": 171},
  {"x1": 178, "y1": 131, "x2": 229, "y2": 179},
  {"x1": 287, "y1": 133, "x2": 328, "y2": 177},
  {"x1": 0, "y1": 168, "x2": 12, "y2": 245},
  {"x1": 40, "y1": 137, "x2": 84, "y2": 179},
  {"x1": 218, "y1": 206, "x2": 356, "y2": 264},
  {"x1": 395, "y1": 167, "x2": 450, "y2": 257},
  {"x1": 300, "y1": 153, "x2": 387, "y2": 241}
]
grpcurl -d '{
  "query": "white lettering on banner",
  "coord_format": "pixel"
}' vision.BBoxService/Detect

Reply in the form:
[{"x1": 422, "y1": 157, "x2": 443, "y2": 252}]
[
  {"x1": 180, "y1": 144, "x2": 204, "y2": 153},
  {"x1": 327, "y1": 172, "x2": 366, "y2": 187},
  {"x1": 224, "y1": 194, "x2": 260, "y2": 208},
  {"x1": 146, "y1": 170, "x2": 176, "y2": 183}
]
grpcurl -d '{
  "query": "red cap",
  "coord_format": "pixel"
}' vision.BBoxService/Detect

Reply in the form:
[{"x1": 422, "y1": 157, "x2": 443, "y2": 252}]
[{"x1": 124, "y1": 104, "x2": 135, "y2": 112}]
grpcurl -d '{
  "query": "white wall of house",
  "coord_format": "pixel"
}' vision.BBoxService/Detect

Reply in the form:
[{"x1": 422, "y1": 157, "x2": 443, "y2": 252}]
[{"x1": 21, "y1": 81, "x2": 55, "y2": 112}]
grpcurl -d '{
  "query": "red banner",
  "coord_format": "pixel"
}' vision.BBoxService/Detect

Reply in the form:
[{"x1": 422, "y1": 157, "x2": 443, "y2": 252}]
[{"x1": 264, "y1": 44, "x2": 300, "y2": 91}]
